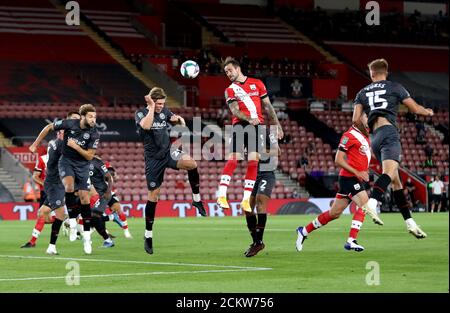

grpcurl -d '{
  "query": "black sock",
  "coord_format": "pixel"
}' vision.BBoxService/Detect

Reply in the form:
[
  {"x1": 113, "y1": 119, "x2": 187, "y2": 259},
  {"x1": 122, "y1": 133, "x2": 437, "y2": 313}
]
[
  {"x1": 50, "y1": 218, "x2": 63, "y2": 245},
  {"x1": 188, "y1": 168, "x2": 200, "y2": 195},
  {"x1": 101, "y1": 215, "x2": 110, "y2": 222},
  {"x1": 92, "y1": 213, "x2": 109, "y2": 240},
  {"x1": 256, "y1": 213, "x2": 267, "y2": 244},
  {"x1": 393, "y1": 189, "x2": 412, "y2": 220},
  {"x1": 371, "y1": 174, "x2": 392, "y2": 202},
  {"x1": 66, "y1": 192, "x2": 79, "y2": 218},
  {"x1": 80, "y1": 203, "x2": 92, "y2": 232},
  {"x1": 145, "y1": 201, "x2": 157, "y2": 232},
  {"x1": 245, "y1": 212, "x2": 257, "y2": 243}
]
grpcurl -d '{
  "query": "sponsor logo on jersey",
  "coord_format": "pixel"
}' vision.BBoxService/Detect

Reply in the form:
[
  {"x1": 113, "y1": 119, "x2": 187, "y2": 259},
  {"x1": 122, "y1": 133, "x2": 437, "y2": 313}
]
[
  {"x1": 152, "y1": 121, "x2": 167, "y2": 129},
  {"x1": 359, "y1": 145, "x2": 369, "y2": 155}
]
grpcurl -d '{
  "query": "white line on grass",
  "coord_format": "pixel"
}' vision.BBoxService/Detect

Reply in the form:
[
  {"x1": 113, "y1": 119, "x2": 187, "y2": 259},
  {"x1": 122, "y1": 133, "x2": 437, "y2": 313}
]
[
  {"x1": 0, "y1": 268, "x2": 269, "y2": 282},
  {"x1": 0, "y1": 255, "x2": 272, "y2": 270}
]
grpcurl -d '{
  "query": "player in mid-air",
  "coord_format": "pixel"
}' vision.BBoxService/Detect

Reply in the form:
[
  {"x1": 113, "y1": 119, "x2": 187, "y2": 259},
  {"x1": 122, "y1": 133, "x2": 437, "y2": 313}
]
[
  {"x1": 135, "y1": 87, "x2": 206, "y2": 255},
  {"x1": 296, "y1": 112, "x2": 383, "y2": 252},
  {"x1": 352, "y1": 58, "x2": 434, "y2": 238},
  {"x1": 244, "y1": 128, "x2": 279, "y2": 257},
  {"x1": 29, "y1": 104, "x2": 100, "y2": 254},
  {"x1": 217, "y1": 57, "x2": 284, "y2": 213},
  {"x1": 21, "y1": 111, "x2": 81, "y2": 249}
]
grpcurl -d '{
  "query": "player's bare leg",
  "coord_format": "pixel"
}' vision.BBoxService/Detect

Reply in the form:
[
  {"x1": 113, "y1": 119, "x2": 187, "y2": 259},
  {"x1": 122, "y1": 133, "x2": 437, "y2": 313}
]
[
  {"x1": 21, "y1": 205, "x2": 52, "y2": 248},
  {"x1": 240, "y1": 151, "x2": 259, "y2": 213},
  {"x1": 177, "y1": 155, "x2": 206, "y2": 216},
  {"x1": 217, "y1": 152, "x2": 242, "y2": 210},
  {"x1": 296, "y1": 198, "x2": 349, "y2": 252},
  {"x1": 110, "y1": 202, "x2": 132, "y2": 238},
  {"x1": 244, "y1": 194, "x2": 267, "y2": 257}
]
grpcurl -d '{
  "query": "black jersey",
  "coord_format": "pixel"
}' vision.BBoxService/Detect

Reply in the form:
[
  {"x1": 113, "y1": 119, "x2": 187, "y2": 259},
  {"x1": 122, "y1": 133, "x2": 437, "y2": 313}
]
[
  {"x1": 135, "y1": 106, "x2": 174, "y2": 159},
  {"x1": 354, "y1": 80, "x2": 410, "y2": 132},
  {"x1": 45, "y1": 138, "x2": 63, "y2": 184},
  {"x1": 53, "y1": 119, "x2": 100, "y2": 163},
  {"x1": 89, "y1": 157, "x2": 109, "y2": 195}
]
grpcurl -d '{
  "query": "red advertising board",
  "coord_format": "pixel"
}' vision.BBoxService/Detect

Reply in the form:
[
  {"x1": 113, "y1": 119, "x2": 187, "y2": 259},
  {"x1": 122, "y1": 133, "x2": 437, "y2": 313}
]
[
  {"x1": 6, "y1": 146, "x2": 46, "y2": 171},
  {"x1": 0, "y1": 198, "x2": 334, "y2": 221}
]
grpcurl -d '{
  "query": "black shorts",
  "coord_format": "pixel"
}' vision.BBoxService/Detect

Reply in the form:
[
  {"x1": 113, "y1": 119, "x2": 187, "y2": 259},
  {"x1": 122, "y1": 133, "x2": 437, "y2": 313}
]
[
  {"x1": 58, "y1": 157, "x2": 91, "y2": 191},
  {"x1": 43, "y1": 180, "x2": 65, "y2": 210},
  {"x1": 371, "y1": 125, "x2": 401, "y2": 163},
  {"x1": 145, "y1": 149, "x2": 183, "y2": 190},
  {"x1": 251, "y1": 171, "x2": 276, "y2": 198},
  {"x1": 94, "y1": 191, "x2": 120, "y2": 213},
  {"x1": 432, "y1": 194, "x2": 442, "y2": 204},
  {"x1": 108, "y1": 192, "x2": 120, "y2": 207},
  {"x1": 229, "y1": 122, "x2": 265, "y2": 155},
  {"x1": 336, "y1": 176, "x2": 368, "y2": 200}
]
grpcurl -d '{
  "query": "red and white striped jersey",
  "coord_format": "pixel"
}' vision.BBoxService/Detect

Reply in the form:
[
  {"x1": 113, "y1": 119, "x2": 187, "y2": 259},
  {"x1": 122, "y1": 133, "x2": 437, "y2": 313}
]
[
  {"x1": 338, "y1": 126, "x2": 371, "y2": 177},
  {"x1": 34, "y1": 153, "x2": 48, "y2": 191},
  {"x1": 224, "y1": 77, "x2": 268, "y2": 125}
]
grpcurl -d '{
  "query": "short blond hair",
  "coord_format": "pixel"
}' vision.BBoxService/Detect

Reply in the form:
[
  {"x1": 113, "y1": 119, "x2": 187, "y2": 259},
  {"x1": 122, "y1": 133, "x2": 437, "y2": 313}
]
[
  {"x1": 149, "y1": 87, "x2": 167, "y2": 101},
  {"x1": 79, "y1": 104, "x2": 96, "y2": 116},
  {"x1": 368, "y1": 58, "x2": 388, "y2": 75}
]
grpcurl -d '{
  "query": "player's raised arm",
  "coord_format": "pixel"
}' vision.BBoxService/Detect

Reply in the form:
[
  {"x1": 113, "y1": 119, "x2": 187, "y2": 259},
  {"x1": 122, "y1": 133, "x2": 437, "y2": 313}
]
[
  {"x1": 402, "y1": 98, "x2": 434, "y2": 117},
  {"x1": 261, "y1": 96, "x2": 284, "y2": 139},
  {"x1": 29, "y1": 123, "x2": 54, "y2": 153},
  {"x1": 139, "y1": 94, "x2": 155, "y2": 130},
  {"x1": 352, "y1": 103, "x2": 364, "y2": 127},
  {"x1": 170, "y1": 114, "x2": 186, "y2": 126}
]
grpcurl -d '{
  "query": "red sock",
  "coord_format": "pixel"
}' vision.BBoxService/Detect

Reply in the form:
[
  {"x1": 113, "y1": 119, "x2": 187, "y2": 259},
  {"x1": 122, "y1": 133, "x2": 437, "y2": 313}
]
[
  {"x1": 305, "y1": 211, "x2": 333, "y2": 234},
  {"x1": 243, "y1": 160, "x2": 258, "y2": 199},
  {"x1": 348, "y1": 208, "x2": 365, "y2": 240},
  {"x1": 218, "y1": 158, "x2": 238, "y2": 198},
  {"x1": 119, "y1": 212, "x2": 128, "y2": 229},
  {"x1": 30, "y1": 216, "x2": 46, "y2": 244},
  {"x1": 221, "y1": 158, "x2": 238, "y2": 177},
  {"x1": 45, "y1": 216, "x2": 56, "y2": 224}
]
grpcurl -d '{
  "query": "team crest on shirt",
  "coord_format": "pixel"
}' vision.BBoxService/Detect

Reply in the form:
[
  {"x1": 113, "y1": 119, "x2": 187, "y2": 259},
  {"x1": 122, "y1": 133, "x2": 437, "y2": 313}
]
[
  {"x1": 83, "y1": 133, "x2": 90, "y2": 140},
  {"x1": 359, "y1": 145, "x2": 369, "y2": 155},
  {"x1": 89, "y1": 164, "x2": 94, "y2": 170},
  {"x1": 159, "y1": 113, "x2": 165, "y2": 120},
  {"x1": 70, "y1": 131, "x2": 75, "y2": 135},
  {"x1": 250, "y1": 84, "x2": 257, "y2": 90}
]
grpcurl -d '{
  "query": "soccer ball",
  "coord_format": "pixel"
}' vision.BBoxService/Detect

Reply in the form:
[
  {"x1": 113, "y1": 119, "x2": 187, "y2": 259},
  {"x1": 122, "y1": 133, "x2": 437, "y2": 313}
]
[{"x1": 180, "y1": 60, "x2": 200, "y2": 79}]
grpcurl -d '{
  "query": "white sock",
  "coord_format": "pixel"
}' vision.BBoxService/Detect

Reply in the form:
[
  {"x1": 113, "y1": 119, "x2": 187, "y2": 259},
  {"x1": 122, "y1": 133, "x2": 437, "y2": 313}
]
[
  {"x1": 145, "y1": 230, "x2": 153, "y2": 238},
  {"x1": 193, "y1": 193, "x2": 201, "y2": 202},
  {"x1": 405, "y1": 218, "x2": 416, "y2": 227},
  {"x1": 69, "y1": 218, "x2": 77, "y2": 229},
  {"x1": 218, "y1": 175, "x2": 231, "y2": 198},
  {"x1": 105, "y1": 238, "x2": 112, "y2": 243},
  {"x1": 243, "y1": 180, "x2": 255, "y2": 200},
  {"x1": 48, "y1": 243, "x2": 56, "y2": 250},
  {"x1": 32, "y1": 228, "x2": 40, "y2": 238},
  {"x1": 347, "y1": 237, "x2": 355, "y2": 243},
  {"x1": 83, "y1": 231, "x2": 91, "y2": 242}
]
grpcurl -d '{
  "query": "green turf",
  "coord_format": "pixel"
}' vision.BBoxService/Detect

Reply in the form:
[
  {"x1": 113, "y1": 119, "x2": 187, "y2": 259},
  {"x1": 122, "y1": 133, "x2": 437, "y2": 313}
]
[{"x1": 0, "y1": 213, "x2": 448, "y2": 293}]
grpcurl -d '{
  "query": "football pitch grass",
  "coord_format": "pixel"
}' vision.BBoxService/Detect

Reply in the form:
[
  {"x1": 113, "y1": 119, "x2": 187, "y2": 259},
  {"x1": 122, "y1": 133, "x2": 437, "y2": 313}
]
[{"x1": 0, "y1": 213, "x2": 448, "y2": 293}]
